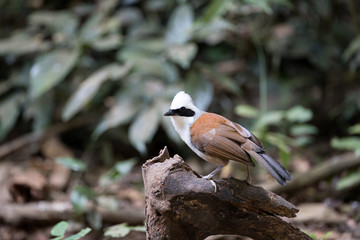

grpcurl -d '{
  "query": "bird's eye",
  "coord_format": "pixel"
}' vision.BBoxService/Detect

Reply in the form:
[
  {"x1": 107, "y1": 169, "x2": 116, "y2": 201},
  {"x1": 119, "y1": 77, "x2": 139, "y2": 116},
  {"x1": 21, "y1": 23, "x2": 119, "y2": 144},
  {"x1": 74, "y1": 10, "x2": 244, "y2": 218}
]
[{"x1": 180, "y1": 107, "x2": 186, "y2": 110}]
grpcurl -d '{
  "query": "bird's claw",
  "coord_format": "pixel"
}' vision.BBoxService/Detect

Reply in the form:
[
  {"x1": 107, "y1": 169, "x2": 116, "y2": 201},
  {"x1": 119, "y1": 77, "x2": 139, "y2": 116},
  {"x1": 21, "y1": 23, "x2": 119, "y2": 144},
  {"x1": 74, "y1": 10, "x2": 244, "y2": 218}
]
[
  {"x1": 201, "y1": 176, "x2": 217, "y2": 193},
  {"x1": 209, "y1": 179, "x2": 217, "y2": 192}
]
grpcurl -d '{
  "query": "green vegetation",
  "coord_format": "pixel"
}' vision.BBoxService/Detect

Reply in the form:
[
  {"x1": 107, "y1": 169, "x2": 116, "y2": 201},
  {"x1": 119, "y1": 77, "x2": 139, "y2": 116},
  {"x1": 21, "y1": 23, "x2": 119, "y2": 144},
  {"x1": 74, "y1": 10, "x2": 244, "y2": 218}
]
[
  {"x1": 1, "y1": 0, "x2": 360, "y2": 239},
  {"x1": 236, "y1": 104, "x2": 316, "y2": 166},
  {"x1": 50, "y1": 221, "x2": 91, "y2": 240},
  {"x1": 1, "y1": 0, "x2": 359, "y2": 153}
]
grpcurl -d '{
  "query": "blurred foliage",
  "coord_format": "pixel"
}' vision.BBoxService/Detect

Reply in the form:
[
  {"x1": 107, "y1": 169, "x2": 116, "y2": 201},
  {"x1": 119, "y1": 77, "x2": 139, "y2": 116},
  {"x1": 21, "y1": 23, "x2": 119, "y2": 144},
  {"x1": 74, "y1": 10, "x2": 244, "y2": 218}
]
[
  {"x1": 336, "y1": 172, "x2": 360, "y2": 191},
  {"x1": 0, "y1": 0, "x2": 360, "y2": 159},
  {"x1": 306, "y1": 231, "x2": 332, "y2": 240},
  {"x1": 56, "y1": 157, "x2": 87, "y2": 171},
  {"x1": 70, "y1": 185, "x2": 96, "y2": 214},
  {"x1": 68, "y1": 158, "x2": 135, "y2": 228},
  {"x1": 331, "y1": 123, "x2": 360, "y2": 156},
  {"x1": 99, "y1": 157, "x2": 137, "y2": 185},
  {"x1": 104, "y1": 223, "x2": 145, "y2": 238},
  {"x1": 51, "y1": 221, "x2": 91, "y2": 240},
  {"x1": 1, "y1": 1, "x2": 360, "y2": 238},
  {"x1": 236, "y1": 104, "x2": 316, "y2": 165}
]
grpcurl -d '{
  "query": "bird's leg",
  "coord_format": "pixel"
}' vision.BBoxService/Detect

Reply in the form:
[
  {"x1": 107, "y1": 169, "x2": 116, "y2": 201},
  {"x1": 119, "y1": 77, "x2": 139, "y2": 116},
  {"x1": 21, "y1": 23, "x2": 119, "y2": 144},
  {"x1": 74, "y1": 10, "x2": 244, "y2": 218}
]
[
  {"x1": 202, "y1": 165, "x2": 224, "y2": 179},
  {"x1": 202, "y1": 165, "x2": 224, "y2": 193},
  {"x1": 246, "y1": 166, "x2": 252, "y2": 183}
]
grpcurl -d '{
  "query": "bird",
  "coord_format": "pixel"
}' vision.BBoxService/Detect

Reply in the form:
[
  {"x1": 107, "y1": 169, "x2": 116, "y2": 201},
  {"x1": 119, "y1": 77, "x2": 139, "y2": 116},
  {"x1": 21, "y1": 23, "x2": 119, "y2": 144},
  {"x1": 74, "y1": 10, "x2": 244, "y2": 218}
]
[{"x1": 164, "y1": 91, "x2": 291, "y2": 187}]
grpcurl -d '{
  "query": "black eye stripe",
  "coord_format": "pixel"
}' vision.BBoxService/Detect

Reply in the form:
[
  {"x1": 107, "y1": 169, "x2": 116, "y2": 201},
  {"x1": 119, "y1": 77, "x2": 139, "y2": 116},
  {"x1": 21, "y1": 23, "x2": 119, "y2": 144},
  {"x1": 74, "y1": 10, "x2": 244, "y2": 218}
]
[{"x1": 175, "y1": 107, "x2": 195, "y2": 117}]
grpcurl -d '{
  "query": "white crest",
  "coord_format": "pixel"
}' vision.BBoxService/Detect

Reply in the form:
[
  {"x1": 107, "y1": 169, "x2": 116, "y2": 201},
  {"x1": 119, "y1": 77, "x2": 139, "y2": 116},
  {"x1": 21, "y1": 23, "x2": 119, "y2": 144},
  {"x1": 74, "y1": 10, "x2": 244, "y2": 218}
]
[{"x1": 170, "y1": 91, "x2": 196, "y2": 110}]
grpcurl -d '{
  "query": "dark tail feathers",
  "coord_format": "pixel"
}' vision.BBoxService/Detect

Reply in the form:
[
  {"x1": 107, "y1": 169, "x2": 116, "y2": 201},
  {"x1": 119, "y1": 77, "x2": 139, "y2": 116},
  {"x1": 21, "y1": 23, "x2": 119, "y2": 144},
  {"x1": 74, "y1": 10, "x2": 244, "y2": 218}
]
[{"x1": 248, "y1": 150, "x2": 291, "y2": 185}]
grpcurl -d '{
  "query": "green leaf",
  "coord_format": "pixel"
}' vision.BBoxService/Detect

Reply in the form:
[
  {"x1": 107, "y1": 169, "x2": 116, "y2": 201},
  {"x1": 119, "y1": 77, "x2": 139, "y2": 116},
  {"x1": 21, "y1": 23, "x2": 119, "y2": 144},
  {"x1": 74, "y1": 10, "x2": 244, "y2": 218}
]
[
  {"x1": 348, "y1": 123, "x2": 360, "y2": 135},
  {"x1": 114, "y1": 158, "x2": 137, "y2": 177},
  {"x1": 185, "y1": 71, "x2": 213, "y2": 111},
  {"x1": 62, "y1": 63, "x2": 132, "y2": 121},
  {"x1": 235, "y1": 104, "x2": 259, "y2": 118},
  {"x1": 93, "y1": 95, "x2": 140, "y2": 138},
  {"x1": 100, "y1": 158, "x2": 137, "y2": 185},
  {"x1": 254, "y1": 111, "x2": 284, "y2": 129},
  {"x1": 321, "y1": 231, "x2": 332, "y2": 240},
  {"x1": 198, "y1": 63, "x2": 239, "y2": 94},
  {"x1": 266, "y1": 133, "x2": 291, "y2": 156},
  {"x1": 166, "y1": 43, "x2": 198, "y2": 69},
  {"x1": 194, "y1": 19, "x2": 233, "y2": 45},
  {"x1": 336, "y1": 173, "x2": 360, "y2": 190},
  {"x1": 29, "y1": 49, "x2": 79, "y2": 99},
  {"x1": 290, "y1": 124, "x2": 318, "y2": 136},
  {"x1": 104, "y1": 223, "x2": 131, "y2": 238},
  {"x1": 70, "y1": 186, "x2": 95, "y2": 214},
  {"x1": 286, "y1": 105, "x2": 313, "y2": 123},
  {"x1": 129, "y1": 104, "x2": 160, "y2": 154},
  {"x1": 197, "y1": 0, "x2": 228, "y2": 23},
  {"x1": 343, "y1": 34, "x2": 360, "y2": 61},
  {"x1": 80, "y1": 13, "x2": 104, "y2": 44},
  {"x1": 303, "y1": 231, "x2": 317, "y2": 240},
  {"x1": 331, "y1": 137, "x2": 360, "y2": 151},
  {"x1": 119, "y1": 48, "x2": 178, "y2": 82},
  {"x1": 51, "y1": 221, "x2": 68, "y2": 237},
  {"x1": 104, "y1": 223, "x2": 145, "y2": 238},
  {"x1": 64, "y1": 228, "x2": 91, "y2": 240},
  {"x1": 165, "y1": 4, "x2": 194, "y2": 45},
  {"x1": 0, "y1": 33, "x2": 50, "y2": 55},
  {"x1": 91, "y1": 33, "x2": 122, "y2": 51},
  {"x1": 56, "y1": 157, "x2": 86, "y2": 172},
  {"x1": 0, "y1": 93, "x2": 24, "y2": 140},
  {"x1": 29, "y1": 11, "x2": 78, "y2": 41},
  {"x1": 294, "y1": 136, "x2": 314, "y2": 147}
]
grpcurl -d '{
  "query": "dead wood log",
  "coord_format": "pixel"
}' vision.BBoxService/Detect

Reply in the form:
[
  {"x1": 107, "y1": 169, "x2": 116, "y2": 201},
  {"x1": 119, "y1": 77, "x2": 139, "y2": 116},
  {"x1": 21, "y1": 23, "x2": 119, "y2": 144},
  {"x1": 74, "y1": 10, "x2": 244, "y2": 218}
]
[
  {"x1": 0, "y1": 201, "x2": 144, "y2": 225},
  {"x1": 142, "y1": 147, "x2": 311, "y2": 240}
]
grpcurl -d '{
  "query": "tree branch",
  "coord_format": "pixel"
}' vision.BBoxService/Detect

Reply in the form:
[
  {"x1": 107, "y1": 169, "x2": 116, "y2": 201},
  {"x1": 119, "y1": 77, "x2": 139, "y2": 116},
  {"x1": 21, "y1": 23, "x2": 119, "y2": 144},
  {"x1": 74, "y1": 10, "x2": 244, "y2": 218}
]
[
  {"x1": 0, "y1": 201, "x2": 144, "y2": 225},
  {"x1": 266, "y1": 152, "x2": 360, "y2": 194},
  {"x1": 142, "y1": 147, "x2": 311, "y2": 240},
  {"x1": 0, "y1": 115, "x2": 95, "y2": 160}
]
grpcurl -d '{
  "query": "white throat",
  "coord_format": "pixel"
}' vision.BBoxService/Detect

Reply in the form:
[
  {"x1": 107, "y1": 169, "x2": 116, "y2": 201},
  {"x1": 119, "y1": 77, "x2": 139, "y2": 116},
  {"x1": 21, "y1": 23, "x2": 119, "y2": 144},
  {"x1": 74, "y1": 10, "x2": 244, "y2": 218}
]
[
  {"x1": 167, "y1": 91, "x2": 204, "y2": 147},
  {"x1": 170, "y1": 109, "x2": 203, "y2": 145}
]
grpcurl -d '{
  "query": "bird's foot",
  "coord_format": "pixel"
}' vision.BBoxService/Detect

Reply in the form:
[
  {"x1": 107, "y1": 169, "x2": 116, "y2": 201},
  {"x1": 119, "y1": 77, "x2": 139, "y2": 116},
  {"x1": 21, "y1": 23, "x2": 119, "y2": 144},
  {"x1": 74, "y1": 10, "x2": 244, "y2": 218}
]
[
  {"x1": 201, "y1": 165, "x2": 224, "y2": 192},
  {"x1": 202, "y1": 174, "x2": 213, "y2": 180},
  {"x1": 202, "y1": 176, "x2": 217, "y2": 192}
]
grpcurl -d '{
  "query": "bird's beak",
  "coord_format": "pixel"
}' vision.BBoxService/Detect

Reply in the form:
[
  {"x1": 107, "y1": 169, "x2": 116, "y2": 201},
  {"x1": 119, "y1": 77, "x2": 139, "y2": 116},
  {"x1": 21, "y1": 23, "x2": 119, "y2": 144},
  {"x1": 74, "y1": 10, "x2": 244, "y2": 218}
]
[{"x1": 164, "y1": 109, "x2": 175, "y2": 116}]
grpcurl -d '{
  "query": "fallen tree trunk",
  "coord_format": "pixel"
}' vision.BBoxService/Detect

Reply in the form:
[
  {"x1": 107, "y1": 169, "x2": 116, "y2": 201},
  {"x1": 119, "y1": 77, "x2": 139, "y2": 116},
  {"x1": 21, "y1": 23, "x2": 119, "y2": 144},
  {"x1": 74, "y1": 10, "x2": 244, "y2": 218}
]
[
  {"x1": 0, "y1": 201, "x2": 144, "y2": 225},
  {"x1": 142, "y1": 147, "x2": 311, "y2": 240}
]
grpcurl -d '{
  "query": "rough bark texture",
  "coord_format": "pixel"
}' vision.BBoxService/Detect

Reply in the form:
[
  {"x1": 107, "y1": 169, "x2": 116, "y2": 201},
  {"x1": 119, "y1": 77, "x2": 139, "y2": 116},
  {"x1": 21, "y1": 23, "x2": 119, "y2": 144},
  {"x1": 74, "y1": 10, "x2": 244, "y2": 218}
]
[{"x1": 142, "y1": 147, "x2": 311, "y2": 240}]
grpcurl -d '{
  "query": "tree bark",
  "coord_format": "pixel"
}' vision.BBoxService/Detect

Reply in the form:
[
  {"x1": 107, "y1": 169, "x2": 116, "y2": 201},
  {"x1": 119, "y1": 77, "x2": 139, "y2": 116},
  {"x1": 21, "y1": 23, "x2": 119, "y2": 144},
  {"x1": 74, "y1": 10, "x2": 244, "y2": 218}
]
[{"x1": 142, "y1": 147, "x2": 311, "y2": 240}]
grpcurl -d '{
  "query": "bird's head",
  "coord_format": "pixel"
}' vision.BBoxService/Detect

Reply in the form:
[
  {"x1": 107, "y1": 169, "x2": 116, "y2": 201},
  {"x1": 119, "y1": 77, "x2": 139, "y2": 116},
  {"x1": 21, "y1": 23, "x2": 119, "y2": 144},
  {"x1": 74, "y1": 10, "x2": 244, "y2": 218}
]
[{"x1": 164, "y1": 91, "x2": 200, "y2": 117}]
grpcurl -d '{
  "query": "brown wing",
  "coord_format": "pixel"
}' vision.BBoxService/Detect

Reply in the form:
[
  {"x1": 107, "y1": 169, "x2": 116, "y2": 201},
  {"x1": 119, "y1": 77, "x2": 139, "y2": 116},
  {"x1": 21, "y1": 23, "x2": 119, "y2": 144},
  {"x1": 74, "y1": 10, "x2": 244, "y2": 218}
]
[
  {"x1": 190, "y1": 113, "x2": 255, "y2": 166},
  {"x1": 202, "y1": 132, "x2": 255, "y2": 166},
  {"x1": 190, "y1": 113, "x2": 291, "y2": 185}
]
